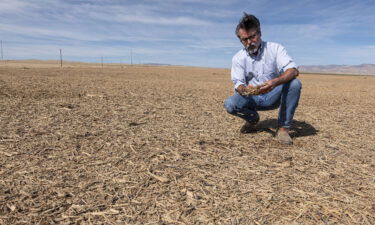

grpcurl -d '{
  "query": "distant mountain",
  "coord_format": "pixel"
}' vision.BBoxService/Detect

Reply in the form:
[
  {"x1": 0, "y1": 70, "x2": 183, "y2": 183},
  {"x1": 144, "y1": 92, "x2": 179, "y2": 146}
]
[
  {"x1": 143, "y1": 63, "x2": 171, "y2": 66},
  {"x1": 299, "y1": 64, "x2": 375, "y2": 75}
]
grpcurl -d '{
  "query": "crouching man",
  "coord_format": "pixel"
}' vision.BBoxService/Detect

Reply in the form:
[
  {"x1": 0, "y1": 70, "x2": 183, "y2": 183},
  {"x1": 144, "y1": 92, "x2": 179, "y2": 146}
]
[{"x1": 224, "y1": 13, "x2": 302, "y2": 145}]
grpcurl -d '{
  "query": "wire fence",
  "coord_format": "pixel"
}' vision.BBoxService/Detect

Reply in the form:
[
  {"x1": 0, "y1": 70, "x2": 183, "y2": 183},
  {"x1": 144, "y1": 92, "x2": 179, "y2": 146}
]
[{"x1": 0, "y1": 42, "x2": 146, "y2": 68}]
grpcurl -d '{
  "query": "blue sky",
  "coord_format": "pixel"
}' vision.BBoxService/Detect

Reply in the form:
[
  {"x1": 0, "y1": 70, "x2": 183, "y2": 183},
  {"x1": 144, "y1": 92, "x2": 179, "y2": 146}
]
[{"x1": 0, "y1": 0, "x2": 374, "y2": 68}]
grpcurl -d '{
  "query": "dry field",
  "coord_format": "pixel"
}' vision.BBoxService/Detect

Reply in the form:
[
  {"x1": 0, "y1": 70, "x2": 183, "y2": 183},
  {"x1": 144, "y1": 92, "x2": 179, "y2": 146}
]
[{"x1": 1, "y1": 61, "x2": 374, "y2": 224}]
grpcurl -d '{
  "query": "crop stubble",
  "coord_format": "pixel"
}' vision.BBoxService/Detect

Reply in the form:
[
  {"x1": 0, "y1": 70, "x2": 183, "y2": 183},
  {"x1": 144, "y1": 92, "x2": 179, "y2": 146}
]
[{"x1": 0, "y1": 62, "x2": 374, "y2": 224}]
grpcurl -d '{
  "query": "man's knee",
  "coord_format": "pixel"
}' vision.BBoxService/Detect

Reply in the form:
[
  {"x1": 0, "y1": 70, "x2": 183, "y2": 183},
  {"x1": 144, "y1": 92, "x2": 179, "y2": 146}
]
[
  {"x1": 224, "y1": 98, "x2": 236, "y2": 114},
  {"x1": 290, "y1": 79, "x2": 302, "y2": 91}
]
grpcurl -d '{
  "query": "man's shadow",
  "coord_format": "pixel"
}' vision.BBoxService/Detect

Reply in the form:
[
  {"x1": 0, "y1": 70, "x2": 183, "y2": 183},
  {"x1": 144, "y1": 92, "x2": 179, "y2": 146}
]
[{"x1": 256, "y1": 119, "x2": 318, "y2": 138}]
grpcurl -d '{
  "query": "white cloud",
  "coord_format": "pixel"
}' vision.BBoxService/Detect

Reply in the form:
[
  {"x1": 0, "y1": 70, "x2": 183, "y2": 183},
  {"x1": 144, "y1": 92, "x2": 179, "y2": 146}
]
[{"x1": 0, "y1": 0, "x2": 30, "y2": 13}]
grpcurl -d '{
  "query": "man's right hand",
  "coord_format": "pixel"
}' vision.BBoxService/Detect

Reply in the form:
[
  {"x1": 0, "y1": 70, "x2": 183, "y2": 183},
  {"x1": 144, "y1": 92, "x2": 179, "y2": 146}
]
[{"x1": 236, "y1": 84, "x2": 246, "y2": 95}]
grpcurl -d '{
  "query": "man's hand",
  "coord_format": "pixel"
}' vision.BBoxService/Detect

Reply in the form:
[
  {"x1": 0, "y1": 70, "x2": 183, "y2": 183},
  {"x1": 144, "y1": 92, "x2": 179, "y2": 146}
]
[
  {"x1": 236, "y1": 84, "x2": 246, "y2": 95},
  {"x1": 259, "y1": 79, "x2": 277, "y2": 94},
  {"x1": 237, "y1": 84, "x2": 266, "y2": 96},
  {"x1": 258, "y1": 68, "x2": 299, "y2": 94}
]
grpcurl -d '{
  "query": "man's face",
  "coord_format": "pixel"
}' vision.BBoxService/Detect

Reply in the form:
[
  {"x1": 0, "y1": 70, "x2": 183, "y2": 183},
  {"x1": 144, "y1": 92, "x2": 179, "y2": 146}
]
[{"x1": 238, "y1": 28, "x2": 262, "y2": 54}]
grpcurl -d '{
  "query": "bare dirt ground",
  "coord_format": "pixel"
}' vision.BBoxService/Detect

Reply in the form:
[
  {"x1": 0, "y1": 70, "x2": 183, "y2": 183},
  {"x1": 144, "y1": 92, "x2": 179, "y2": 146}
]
[{"x1": 1, "y1": 61, "x2": 374, "y2": 224}]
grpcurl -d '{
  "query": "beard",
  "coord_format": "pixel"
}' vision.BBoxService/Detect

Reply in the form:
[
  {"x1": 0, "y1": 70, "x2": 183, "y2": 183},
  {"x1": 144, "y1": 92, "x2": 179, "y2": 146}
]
[{"x1": 247, "y1": 42, "x2": 260, "y2": 54}]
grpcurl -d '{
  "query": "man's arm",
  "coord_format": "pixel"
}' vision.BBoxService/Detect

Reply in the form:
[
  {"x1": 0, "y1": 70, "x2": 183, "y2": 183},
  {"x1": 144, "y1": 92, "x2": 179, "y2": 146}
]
[
  {"x1": 231, "y1": 53, "x2": 247, "y2": 94},
  {"x1": 259, "y1": 68, "x2": 299, "y2": 94}
]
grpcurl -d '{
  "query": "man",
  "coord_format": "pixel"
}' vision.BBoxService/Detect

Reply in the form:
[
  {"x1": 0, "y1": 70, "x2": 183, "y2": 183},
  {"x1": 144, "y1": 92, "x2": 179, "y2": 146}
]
[{"x1": 224, "y1": 13, "x2": 302, "y2": 145}]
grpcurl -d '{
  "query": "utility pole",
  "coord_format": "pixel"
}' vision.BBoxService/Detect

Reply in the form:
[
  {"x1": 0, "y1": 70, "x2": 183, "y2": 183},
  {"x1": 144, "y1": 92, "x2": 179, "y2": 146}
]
[
  {"x1": 101, "y1": 56, "x2": 103, "y2": 68},
  {"x1": 130, "y1": 50, "x2": 133, "y2": 66},
  {"x1": 60, "y1": 49, "x2": 62, "y2": 68},
  {"x1": 1, "y1": 40, "x2": 3, "y2": 61}
]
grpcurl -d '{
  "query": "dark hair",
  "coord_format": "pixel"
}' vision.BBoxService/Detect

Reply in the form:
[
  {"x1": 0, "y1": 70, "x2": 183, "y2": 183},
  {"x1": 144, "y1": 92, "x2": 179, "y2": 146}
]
[{"x1": 235, "y1": 13, "x2": 261, "y2": 38}]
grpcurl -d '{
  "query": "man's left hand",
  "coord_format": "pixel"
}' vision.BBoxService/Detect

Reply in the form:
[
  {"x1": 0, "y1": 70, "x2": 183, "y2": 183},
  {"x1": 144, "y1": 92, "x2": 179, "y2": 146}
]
[{"x1": 259, "y1": 79, "x2": 278, "y2": 94}]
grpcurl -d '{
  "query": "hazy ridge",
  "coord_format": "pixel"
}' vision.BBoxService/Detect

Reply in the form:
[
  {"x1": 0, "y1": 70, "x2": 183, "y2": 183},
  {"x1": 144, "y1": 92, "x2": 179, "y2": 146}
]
[
  {"x1": 300, "y1": 64, "x2": 375, "y2": 75},
  {"x1": 1, "y1": 60, "x2": 375, "y2": 75}
]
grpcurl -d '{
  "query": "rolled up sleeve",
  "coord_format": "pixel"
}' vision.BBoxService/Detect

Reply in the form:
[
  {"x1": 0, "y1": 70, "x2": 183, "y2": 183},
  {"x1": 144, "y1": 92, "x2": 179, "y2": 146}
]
[
  {"x1": 276, "y1": 45, "x2": 298, "y2": 74},
  {"x1": 231, "y1": 56, "x2": 246, "y2": 90}
]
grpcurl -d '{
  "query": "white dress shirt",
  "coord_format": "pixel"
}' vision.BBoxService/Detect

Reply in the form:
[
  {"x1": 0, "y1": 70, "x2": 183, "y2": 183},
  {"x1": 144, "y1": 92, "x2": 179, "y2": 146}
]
[{"x1": 231, "y1": 41, "x2": 298, "y2": 89}]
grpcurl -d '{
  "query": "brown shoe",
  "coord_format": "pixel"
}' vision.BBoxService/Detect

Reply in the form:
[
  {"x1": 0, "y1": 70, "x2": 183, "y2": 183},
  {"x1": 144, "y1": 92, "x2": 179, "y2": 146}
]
[
  {"x1": 240, "y1": 121, "x2": 258, "y2": 133},
  {"x1": 276, "y1": 128, "x2": 293, "y2": 145}
]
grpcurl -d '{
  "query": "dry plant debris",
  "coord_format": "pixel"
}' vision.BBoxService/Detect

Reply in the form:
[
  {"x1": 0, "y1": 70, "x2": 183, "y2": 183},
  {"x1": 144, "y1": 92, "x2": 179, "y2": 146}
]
[
  {"x1": 0, "y1": 61, "x2": 375, "y2": 224},
  {"x1": 241, "y1": 83, "x2": 267, "y2": 96}
]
